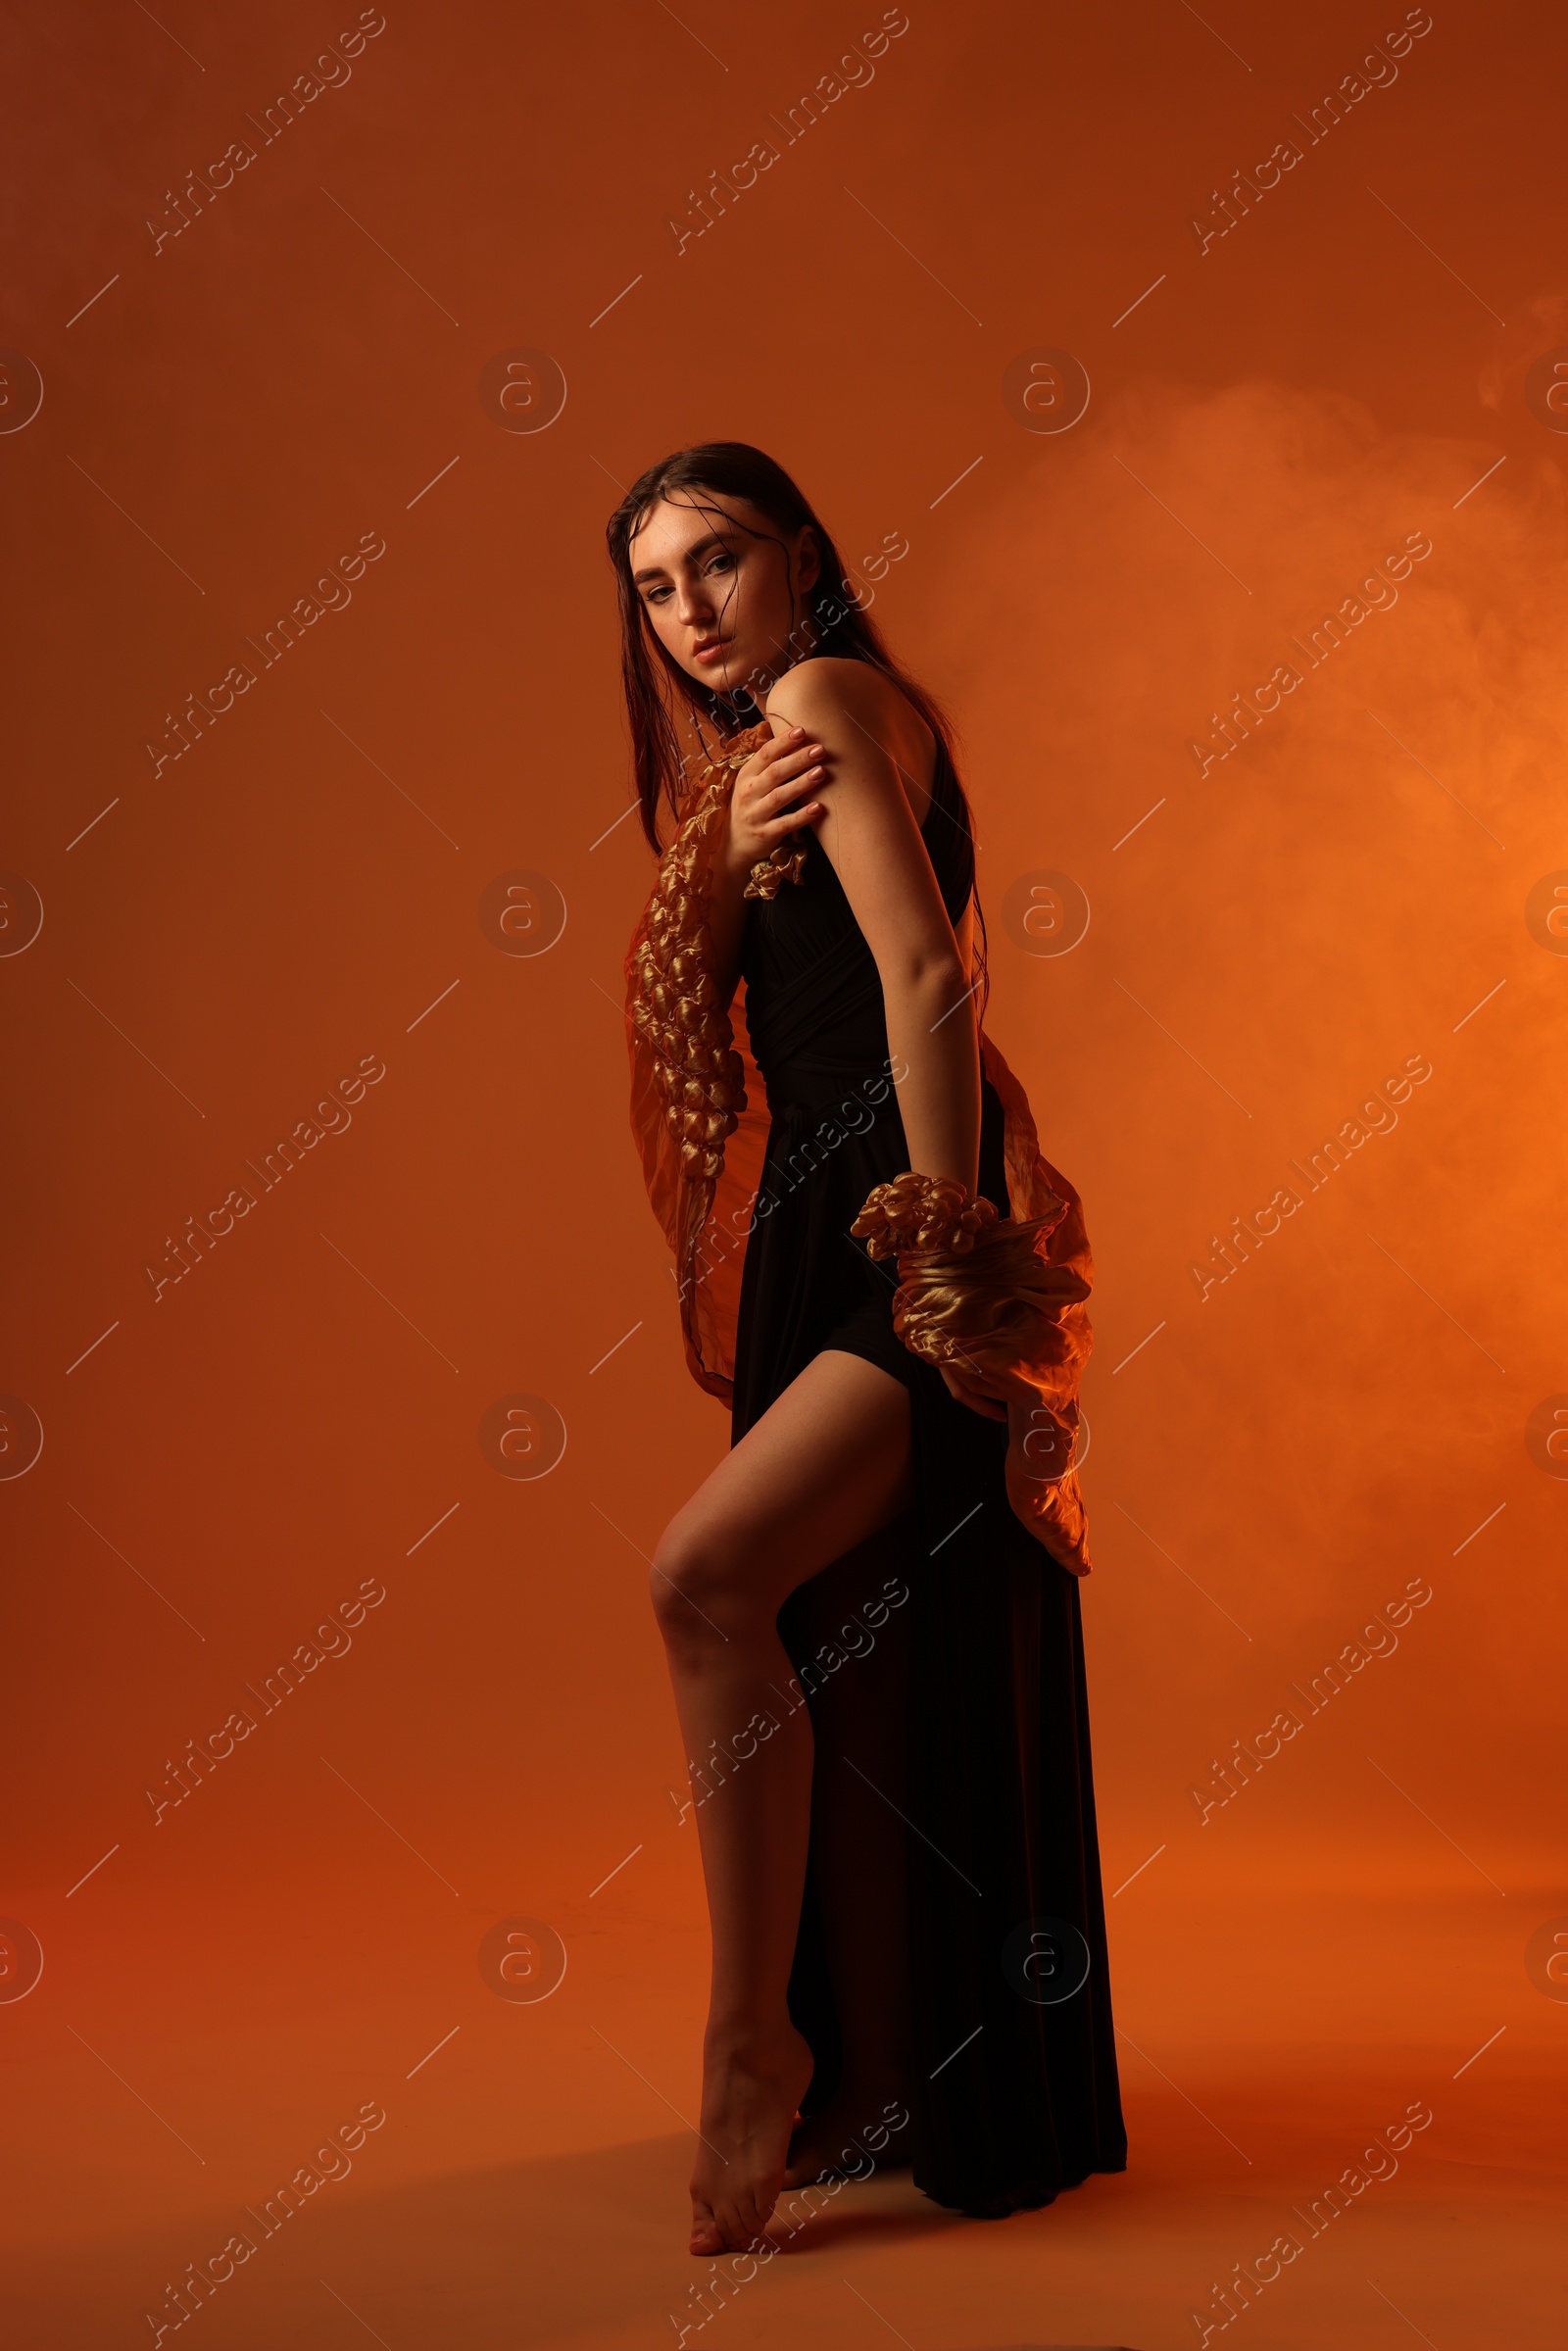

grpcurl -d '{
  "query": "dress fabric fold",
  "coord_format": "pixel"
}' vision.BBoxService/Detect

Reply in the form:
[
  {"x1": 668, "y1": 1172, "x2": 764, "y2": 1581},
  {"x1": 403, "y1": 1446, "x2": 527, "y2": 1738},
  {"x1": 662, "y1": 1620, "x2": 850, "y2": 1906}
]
[{"x1": 623, "y1": 721, "x2": 1127, "y2": 2213}]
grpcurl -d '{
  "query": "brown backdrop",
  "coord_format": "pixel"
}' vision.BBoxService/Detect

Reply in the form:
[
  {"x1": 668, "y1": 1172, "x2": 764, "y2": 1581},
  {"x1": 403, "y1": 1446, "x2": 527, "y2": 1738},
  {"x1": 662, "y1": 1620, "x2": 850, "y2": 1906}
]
[{"x1": 2, "y1": 2, "x2": 1562, "y2": 2344}]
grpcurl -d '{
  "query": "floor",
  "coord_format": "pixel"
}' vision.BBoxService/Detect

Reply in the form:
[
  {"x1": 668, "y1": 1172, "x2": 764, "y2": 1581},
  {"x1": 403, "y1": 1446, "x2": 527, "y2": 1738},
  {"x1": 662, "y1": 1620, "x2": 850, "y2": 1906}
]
[{"x1": 4, "y1": 1880, "x2": 1558, "y2": 2349}]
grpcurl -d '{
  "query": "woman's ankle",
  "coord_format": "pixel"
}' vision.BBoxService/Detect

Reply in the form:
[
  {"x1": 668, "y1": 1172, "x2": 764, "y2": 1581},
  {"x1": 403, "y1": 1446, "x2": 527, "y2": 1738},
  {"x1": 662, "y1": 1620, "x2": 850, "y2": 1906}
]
[{"x1": 702, "y1": 2016, "x2": 807, "y2": 2073}]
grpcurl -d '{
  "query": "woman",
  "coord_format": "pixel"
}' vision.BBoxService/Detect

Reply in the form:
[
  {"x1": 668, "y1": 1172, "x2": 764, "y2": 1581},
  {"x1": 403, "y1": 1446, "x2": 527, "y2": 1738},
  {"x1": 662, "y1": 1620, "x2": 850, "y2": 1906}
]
[{"x1": 611, "y1": 443, "x2": 1126, "y2": 2257}]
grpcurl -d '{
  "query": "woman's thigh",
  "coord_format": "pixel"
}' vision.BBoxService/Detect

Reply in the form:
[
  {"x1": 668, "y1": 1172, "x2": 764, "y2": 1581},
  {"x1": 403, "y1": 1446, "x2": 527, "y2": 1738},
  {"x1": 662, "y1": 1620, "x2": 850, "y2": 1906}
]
[{"x1": 654, "y1": 1349, "x2": 914, "y2": 1634}]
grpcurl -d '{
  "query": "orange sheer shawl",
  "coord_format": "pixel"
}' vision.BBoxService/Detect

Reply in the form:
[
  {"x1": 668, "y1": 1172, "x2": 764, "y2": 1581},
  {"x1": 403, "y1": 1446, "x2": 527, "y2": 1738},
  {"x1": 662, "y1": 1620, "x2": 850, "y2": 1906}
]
[{"x1": 622, "y1": 724, "x2": 1094, "y2": 1575}]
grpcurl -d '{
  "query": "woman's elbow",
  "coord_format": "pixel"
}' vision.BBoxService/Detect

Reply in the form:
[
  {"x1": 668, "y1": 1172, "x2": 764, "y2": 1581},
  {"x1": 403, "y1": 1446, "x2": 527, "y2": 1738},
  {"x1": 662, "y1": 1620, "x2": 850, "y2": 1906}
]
[{"x1": 883, "y1": 955, "x2": 974, "y2": 1021}]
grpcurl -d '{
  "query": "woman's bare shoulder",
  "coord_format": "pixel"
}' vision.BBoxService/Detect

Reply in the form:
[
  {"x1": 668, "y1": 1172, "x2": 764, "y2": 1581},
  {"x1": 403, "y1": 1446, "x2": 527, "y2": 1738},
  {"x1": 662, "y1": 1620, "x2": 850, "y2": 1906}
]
[
  {"x1": 762, "y1": 659, "x2": 935, "y2": 808},
  {"x1": 764, "y1": 656, "x2": 906, "y2": 726}
]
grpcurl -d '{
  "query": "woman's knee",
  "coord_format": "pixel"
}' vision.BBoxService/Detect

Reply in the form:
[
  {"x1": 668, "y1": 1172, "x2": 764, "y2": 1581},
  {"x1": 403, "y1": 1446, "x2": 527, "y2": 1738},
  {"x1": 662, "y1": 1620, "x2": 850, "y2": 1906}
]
[{"x1": 649, "y1": 1512, "x2": 760, "y2": 1646}]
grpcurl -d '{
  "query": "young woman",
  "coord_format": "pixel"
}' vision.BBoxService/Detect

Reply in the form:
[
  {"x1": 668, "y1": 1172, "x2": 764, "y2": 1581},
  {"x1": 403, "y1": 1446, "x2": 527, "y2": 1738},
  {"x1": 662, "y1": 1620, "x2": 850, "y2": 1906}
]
[{"x1": 610, "y1": 443, "x2": 1126, "y2": 2257}]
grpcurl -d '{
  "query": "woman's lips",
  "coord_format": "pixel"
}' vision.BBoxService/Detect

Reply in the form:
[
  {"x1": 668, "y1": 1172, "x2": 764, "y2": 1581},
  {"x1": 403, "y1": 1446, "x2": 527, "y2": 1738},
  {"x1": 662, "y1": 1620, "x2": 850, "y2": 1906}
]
[{"x1": 694, "y1": 639, "x2": 731, "y2": 664}]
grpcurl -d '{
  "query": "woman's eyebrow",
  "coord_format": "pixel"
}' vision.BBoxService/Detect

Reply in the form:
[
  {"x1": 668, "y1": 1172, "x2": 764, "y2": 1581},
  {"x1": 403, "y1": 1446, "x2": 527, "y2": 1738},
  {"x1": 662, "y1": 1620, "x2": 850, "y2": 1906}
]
[{"x1": 631, "y1": 531, "x2": 730, "y2": 584}]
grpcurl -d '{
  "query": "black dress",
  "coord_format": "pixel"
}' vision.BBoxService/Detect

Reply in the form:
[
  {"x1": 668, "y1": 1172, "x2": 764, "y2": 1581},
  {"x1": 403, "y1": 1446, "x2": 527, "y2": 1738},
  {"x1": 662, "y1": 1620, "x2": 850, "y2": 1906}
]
[{"x1": 729, "y1": 737, "x2": 1127, "y2": 2216}]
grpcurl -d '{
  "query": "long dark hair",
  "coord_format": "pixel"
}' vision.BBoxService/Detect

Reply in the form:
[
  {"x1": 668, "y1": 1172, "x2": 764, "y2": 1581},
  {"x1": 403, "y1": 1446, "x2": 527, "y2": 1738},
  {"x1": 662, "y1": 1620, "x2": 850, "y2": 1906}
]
[{"x1": 605, "y1": 439, "x2": 988, "y2": 1013}]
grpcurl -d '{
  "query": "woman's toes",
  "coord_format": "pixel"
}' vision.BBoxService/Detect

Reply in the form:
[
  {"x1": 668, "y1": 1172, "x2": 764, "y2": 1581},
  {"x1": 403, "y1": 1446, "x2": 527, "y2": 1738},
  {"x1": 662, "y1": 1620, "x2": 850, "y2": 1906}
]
[
  {"x1": 716, "y1": 2197, "x2": 761, "y2": 2251},
  {"x1": 689, "y1": 2199, "x2": 724, "y2": 2257}
]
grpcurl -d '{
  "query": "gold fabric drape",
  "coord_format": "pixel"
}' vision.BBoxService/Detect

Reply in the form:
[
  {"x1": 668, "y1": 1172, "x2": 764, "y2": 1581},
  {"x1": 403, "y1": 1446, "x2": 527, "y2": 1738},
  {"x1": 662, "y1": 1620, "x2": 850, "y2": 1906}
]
[{"x1": 622, "y1": 723, "x2": 1094, "y2": 1575}]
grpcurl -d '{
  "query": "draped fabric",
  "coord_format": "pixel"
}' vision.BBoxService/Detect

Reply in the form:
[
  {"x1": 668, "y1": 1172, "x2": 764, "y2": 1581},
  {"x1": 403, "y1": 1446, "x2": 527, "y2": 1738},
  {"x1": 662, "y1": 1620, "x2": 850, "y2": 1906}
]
[{"x1": 622, "y1": 711, "x2": 1126, "y2": 2215}]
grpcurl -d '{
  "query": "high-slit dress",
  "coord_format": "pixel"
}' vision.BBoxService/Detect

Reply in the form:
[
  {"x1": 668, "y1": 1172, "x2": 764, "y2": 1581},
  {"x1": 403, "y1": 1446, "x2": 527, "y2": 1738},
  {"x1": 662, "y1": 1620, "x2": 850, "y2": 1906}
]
[{"x1": 728, "y1": 735, "x2": 1128, "y2": 2217}]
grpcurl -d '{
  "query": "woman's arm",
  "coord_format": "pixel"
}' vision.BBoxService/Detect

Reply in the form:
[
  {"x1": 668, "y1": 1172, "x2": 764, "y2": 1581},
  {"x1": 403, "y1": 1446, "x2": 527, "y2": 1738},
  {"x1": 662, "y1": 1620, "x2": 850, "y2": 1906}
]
[{"x1": 760, "y1": 660, "x2": 980, "y2": 1194}]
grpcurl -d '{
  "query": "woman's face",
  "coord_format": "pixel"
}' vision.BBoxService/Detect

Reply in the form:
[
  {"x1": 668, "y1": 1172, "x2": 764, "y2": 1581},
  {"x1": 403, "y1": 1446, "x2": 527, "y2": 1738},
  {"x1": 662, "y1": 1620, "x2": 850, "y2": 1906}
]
[{"x1": 628, "y1": 489, "x2": 821, "y2": 702}]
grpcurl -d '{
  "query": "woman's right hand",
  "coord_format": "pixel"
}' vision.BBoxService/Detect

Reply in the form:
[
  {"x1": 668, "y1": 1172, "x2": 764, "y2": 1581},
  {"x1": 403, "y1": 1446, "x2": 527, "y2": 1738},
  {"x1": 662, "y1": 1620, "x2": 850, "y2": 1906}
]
[{"x1": 723, "y1": 725, "x2": 827, "y2": 881}]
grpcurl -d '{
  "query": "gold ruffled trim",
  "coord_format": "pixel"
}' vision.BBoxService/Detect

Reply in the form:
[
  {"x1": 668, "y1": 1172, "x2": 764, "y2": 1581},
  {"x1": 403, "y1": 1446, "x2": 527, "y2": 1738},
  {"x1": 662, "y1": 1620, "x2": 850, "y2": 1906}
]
[
  {"x1": 626, "y1": 726, "x2": 808, "y2": 1202},
  {"x1": 853, "y1": 1171, "x2": 999, "y2": 1258},
  {"x1": 626, "y1": 746, "x2": 750, "y2": 1188},
  {"x1": 743, "y1": 840, "x2": 809, "y2": 900}
]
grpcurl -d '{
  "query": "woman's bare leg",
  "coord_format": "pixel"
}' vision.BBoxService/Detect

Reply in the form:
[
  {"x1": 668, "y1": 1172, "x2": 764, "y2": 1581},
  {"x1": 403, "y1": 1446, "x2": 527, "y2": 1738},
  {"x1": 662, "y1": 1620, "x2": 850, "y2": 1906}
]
[{"x1": 651, "y1": 1349, "x2": 914, "y2": 2256}]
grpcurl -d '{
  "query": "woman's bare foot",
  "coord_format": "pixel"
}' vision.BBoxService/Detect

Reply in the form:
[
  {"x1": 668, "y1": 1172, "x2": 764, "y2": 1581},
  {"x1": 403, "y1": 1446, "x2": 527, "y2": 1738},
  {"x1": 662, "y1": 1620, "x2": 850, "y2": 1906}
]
[
  {"x1": 689, "y1": 2024, "x2": 816, "y2": 2256},
  {"x1": 782, "y1": 2078, "x2": 911, "y2": 2188}
]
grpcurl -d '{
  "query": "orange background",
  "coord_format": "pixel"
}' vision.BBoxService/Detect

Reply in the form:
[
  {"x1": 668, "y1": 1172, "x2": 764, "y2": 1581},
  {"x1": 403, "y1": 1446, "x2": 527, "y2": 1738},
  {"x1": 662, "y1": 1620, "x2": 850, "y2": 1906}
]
[{"x1": 2, "y1": 1, "x2": 1563, "y2": 2343}]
